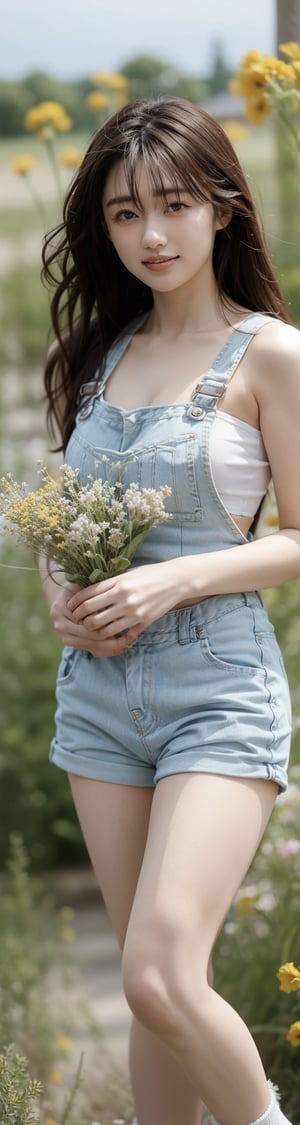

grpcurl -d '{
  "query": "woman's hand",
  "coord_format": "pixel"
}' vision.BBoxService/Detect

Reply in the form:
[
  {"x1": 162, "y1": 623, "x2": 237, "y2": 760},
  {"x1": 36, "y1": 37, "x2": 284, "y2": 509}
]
[
  {"x1": 47, "y1": 574, "x2": 137, "y2": 657},
  {"x1": 67, "y1": 561, "x2": 182, "y2": 640}
]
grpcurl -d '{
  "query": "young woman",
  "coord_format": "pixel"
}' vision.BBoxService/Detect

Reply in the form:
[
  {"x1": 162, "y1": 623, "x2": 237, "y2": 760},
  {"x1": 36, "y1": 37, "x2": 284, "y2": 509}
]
[{"x1": 41, "y1": 97, "x2": 299, "y2": 1125}]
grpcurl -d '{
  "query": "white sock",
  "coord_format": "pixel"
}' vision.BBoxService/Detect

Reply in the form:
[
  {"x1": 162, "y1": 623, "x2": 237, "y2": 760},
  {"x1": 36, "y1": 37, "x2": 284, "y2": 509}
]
[{"x1": 211, "y1": 1082, "x2": 293, "y2": 1125}]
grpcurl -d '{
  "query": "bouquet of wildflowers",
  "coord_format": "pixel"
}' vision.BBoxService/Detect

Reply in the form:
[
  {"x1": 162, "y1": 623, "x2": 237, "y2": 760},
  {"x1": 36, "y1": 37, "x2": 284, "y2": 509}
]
[{"x1": 0, "y1": 462, "x2": 172, "y2": 586}]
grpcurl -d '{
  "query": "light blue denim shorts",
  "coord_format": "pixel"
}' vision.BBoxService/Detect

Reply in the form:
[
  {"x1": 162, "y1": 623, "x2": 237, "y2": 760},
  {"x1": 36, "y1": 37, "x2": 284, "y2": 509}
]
[{"x1": 50, "y1": 591, "x2": 291, "y2": 794}]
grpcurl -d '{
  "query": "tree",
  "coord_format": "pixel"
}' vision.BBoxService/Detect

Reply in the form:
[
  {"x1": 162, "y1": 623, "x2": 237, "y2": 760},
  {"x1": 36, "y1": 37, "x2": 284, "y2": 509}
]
[
  {"x1": 0, "y1": 82, "x2": 32, "y2": 136},
  {"x1": 121, "y1": 54, "x2": 207, "y2": 102},
  {"x1": 208, "y1": 41, "x2": 232, "y2": 95}
]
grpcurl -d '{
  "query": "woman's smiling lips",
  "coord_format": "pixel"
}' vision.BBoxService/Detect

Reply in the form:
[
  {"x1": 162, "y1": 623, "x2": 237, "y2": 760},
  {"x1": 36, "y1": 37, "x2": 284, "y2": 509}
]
[{"x1": 141, "y1": 255, "x2": 180, "y2": 271}]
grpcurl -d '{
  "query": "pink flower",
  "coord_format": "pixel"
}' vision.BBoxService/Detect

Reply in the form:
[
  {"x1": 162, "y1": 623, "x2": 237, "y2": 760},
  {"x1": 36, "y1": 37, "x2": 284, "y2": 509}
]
[{"x1": 277, "y1": 838, "x2": 300, "y2": 858}]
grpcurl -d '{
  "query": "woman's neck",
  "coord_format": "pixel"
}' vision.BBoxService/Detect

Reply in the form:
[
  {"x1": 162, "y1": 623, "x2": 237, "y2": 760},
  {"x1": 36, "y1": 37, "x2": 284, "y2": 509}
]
[{"x1": 144, "y1": 276, "x2": 236, "y2": 339}]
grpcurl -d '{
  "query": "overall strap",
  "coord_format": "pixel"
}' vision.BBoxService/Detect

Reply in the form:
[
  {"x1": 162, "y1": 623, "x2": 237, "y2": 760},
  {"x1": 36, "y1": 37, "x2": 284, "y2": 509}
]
[
  {"x1": 191, "y1": 313, "x2": 274, "y2": 408},
  {"x1": 78, "y1": 314, "x2": 147, "y2": 403}
]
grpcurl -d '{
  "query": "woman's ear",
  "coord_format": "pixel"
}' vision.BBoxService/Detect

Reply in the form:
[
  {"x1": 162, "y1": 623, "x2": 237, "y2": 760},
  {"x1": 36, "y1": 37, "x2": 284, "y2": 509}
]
[{"x1": 215, "y1": 206, "x2": 232, "y2": 232}]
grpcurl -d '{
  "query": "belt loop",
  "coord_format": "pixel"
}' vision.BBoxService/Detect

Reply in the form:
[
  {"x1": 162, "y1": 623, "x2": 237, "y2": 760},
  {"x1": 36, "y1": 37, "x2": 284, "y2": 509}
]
[{"x1": 178, "y1": 608, "x2": 193, "y2": 644}]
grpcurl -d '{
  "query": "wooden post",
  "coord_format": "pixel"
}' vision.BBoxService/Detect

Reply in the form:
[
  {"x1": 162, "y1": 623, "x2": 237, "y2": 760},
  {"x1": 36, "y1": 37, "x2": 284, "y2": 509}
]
[{"x1": 276, "y1": 0, "x2": 300, "y2": 52}]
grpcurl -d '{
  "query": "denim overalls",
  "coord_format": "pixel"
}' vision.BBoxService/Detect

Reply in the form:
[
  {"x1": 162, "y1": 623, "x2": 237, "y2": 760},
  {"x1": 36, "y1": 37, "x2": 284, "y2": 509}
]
[{"x1": 50, "y1": 312, "x2": 291, "y2": 792}]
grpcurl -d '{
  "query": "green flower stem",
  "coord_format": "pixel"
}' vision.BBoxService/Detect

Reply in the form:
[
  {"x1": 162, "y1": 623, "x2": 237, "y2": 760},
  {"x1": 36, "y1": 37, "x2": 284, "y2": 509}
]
[
  {"x1": 267, "y1": 80, "x2": 300, "y2": 159},
  {"x1": 276, "y1": 105, "x2": 300, "y2": 158},
  {"x1": 60, "y1": 1052, "x2": 84, "y2": 1125},
  {"x1": 43, "y1": 134, "x2": 64, "y2": 200},
  {"x1": 23, "y1": 175, "x2": 47, "y2": 226}
]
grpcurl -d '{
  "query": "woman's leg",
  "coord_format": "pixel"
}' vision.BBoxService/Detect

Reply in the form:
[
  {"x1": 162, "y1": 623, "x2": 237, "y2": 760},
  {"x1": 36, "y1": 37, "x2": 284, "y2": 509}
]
[
  {"x1": 68, "y1": 774, "x2": 206, "y2": 1125},
  {"x1": 122, "y1": 772, "x2": 279, "y2": 1125},
  {"x1": 129, "y1": 961, "x2": 214, "y2": 1125}
]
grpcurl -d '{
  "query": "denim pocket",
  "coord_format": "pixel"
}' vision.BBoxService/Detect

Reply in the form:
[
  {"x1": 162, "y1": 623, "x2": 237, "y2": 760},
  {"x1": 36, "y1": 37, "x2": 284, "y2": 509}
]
[
  {"x1": 197, "y1": 607, "x2": 266, "y2": 677},
  {"x1": 56, "y1": 646, "x2": 85, "y2": 685}
]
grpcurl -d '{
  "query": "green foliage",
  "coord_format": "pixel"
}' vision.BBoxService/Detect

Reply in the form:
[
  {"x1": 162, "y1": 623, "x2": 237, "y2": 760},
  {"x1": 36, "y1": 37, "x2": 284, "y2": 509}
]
[
  {"x1": 0, "y1": 1045, "x2": 43, "y2": 1125},
  {"x1": 280, "y1": 266, "x2": 300, "y2": 325},
  {"x1": 0, "y1": 81, "x2": 32, "y2": 136},
  {"x1": 0, "y1": 834, "x2": 74, "y2": 1080},
  {"x1": 0, "y1": 836, "x2": 133, "y2": 1125},
  {"x1": 0, "y1": 264, "x2": 51, "y2": 368},
  {"x1": 121, "y1": 53, "x2": 207, "y2": 101},
  {"x1": 214, "y1": 758, "x2": 300, "y2": 1122},
  {"x1": 0, "y1": 544, "x2": 84, "y2": 870}
]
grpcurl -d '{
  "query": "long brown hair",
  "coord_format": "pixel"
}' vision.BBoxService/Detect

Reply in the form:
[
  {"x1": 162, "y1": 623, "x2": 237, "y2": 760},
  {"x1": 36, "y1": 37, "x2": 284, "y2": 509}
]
[{"x1": 42, "y1": 96, "x2": 289, "y2": 451}]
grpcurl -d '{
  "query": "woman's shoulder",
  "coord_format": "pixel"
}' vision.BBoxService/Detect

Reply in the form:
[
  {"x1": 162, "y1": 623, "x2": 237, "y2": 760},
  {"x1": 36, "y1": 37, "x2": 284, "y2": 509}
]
[
  {"x1": 253, "y1": 316, "x2": 300, "y2": 358},
  {"x1": 249, "y1": 316, "x2": 300, "y2": 402}
]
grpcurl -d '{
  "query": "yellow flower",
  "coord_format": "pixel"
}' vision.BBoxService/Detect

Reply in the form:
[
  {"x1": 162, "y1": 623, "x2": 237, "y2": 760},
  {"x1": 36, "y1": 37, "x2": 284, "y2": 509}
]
[
  {"x1": 60, "y1": 146, "x2": 83, "y2": 169},
  {"x1": 59, "y1": 906, "x2": 75, "y2": 921},
  {"x1": 240, "y1": 50, "x2": 262, "y2": 68},
  {"x1": 223, "y1": 120, "x2": 248, "y2": 144},
  {"x1": 106, "y1": 73, "x2": 129, "y2": 91},
  {"x1": 54, "y1": 113, "x2": 72, "y2": 132},
  {"x1": 85, "y1": 91, "x2": 109, "y2": 111},
  {"x1": 92, "y1": 70, "x2": 128, "y2": 89},
  {"x1": 92, "y1": 68, "x2": 113, "y2": 85},
  {"x1": 56, "y1": 1035, "x2": 73, "y2": 1052},
  {"x1": 45, "y1": 1119, "x2": 61, "y2": 1125},
  {"x1": 61, "y1": 924, "x2": 75, "y2": 942},
  {"x1": 244, "y1": 95, "x2": 272, "y2": 125},
  {"x1": 236, "y1": 889, "x2": 258, "y2": 914},
  {"x1": 292, "y1": 62, "x2": 300, "y2": 92},
  {"x1": 277, "y1": 962, "x2": 300, "y2": 992},
  {"x1": 11, "y1": 154, "x2": 37, "y2": 176},
  {"x1": 49, "y1": 1070, "x2": 63, "y2": 1084},
  {"x1": 237, "y1": 65, "x2": 268, "y2": 98},
  {"x1": 262, "y1": 56, "x2": 294, "y2": 80},
  {"x1": 228, "y1": 77, "x2": 242, "y2": 97},
  {"x1": 24, "y1": 101, "x2": 72, "y2": 132},
  {"x1": 286, "y1": 1020, "x2": 300, "y2": 1047},
  {"x1": 280, "y1": 41, "x2": 300, "y2": 62}
]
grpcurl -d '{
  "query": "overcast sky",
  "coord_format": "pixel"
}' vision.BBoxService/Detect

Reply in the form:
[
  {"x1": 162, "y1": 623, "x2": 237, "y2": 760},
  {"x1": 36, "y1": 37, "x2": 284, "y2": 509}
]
[{"x1": 2, "y1": 0, "x2": 275, "y2": 80}]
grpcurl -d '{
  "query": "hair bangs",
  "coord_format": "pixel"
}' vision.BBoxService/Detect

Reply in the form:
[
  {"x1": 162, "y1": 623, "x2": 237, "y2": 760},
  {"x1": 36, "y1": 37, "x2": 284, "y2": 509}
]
[{"x1": 119, "y1": 128, "x2": 210, "y2": 209}]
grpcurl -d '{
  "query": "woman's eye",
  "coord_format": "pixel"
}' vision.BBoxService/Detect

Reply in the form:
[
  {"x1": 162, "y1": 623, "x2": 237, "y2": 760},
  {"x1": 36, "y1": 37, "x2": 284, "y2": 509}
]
[
  {"x1": 115, "y1": 209, "x2": 137, "y2": 221},
  {"x1": 168, "y1": 201, "x2": 187, "y2": 213}
]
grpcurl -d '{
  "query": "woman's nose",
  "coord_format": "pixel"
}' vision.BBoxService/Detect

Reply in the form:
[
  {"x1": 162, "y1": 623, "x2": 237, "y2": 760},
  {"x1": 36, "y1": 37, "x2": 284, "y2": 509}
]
[{"x1": 141, "y1": 220, "x2": 168, "y2": 249}]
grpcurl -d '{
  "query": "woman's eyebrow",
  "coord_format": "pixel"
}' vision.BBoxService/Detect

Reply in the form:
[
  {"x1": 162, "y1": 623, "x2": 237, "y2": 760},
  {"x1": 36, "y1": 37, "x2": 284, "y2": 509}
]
[{"x1": 105, "y1": 187, "x2": 187, "y2": 208}]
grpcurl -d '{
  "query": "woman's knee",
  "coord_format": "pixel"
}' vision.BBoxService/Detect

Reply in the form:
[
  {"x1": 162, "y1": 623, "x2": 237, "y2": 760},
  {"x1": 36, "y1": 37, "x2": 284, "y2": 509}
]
[
  {"x1": 122, "y1": 929, "x2": 213, "y2": 1034},
  {"x1": 122, "y1": 951, "x2": 175, "y2": 1033}
]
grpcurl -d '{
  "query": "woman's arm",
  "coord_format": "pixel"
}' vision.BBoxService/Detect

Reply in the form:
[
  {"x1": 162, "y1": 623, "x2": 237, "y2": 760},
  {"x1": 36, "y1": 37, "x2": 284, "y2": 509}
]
[{"x1": 68, "y1": 322, "x2": 300, "y2": 640}]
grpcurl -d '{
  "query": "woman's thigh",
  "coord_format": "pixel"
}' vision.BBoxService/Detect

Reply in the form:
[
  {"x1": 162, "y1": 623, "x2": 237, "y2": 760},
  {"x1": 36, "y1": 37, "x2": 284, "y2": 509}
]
[
  {"x1": 123, "y1": 772, "x2": 278, "y2": 973},
  {"x1": 68, "y1": 774, "x2": 154, "y2": 947}
]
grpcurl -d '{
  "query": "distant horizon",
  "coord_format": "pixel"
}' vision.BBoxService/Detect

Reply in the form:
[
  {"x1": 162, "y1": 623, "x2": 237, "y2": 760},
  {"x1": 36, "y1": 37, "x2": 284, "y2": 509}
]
[{"x1": 0, "y1": 52, "x2": 242, "y2": 85}]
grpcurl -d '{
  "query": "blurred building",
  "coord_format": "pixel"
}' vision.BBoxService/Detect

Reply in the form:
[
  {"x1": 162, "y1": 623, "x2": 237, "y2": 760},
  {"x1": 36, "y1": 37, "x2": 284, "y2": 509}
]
[{"x1": 200, "y1": 90, "x2": 244, "y2": 119}]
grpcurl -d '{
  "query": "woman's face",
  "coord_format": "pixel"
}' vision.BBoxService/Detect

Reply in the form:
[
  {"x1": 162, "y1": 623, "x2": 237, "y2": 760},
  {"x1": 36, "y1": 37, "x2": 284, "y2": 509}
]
[{"x1": 102, "y1": 159, "x2": 226, "y2": 292}]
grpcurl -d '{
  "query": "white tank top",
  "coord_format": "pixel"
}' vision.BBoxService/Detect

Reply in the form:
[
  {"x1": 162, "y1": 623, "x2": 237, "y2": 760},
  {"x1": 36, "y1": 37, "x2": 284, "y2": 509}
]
[{"x1": 210, "y1": 410, "x2": 271, "y2": 517}]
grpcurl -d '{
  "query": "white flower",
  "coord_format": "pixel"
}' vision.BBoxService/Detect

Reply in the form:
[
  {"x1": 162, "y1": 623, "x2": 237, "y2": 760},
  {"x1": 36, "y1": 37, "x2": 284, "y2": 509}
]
[
  {"x1": 107, "y1": 527, "x2": 126, "y2": 549},
  {"x1": 68, "y1": 515, "x2": 101, "y2": 545},
  {"x1": 123, "y1": 484, "x2": 171, "y2": 520},
  {"x1": 257, "y1": 892, "x2": 277, "y2": 912}
]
